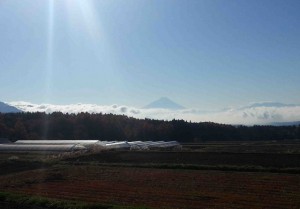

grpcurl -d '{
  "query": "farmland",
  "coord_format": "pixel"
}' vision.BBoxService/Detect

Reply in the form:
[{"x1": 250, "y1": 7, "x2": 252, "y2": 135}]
[{"x1": 0, "y1": 141, "x2": 300, "y2": 209}]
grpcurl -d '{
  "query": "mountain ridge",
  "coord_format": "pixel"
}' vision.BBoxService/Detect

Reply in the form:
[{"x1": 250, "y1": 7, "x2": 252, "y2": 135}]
[
  {"x1": 144, "y1": 97, "x2": 185, "y2": 110},
  {"x1": 0, "y1": 101, "x2": 22, "y2": 113},
  {"x1": 269, "y1": 121, "x2": 300, "y2": 126},
  {"x1": 240, "y1": 102, "x2": 298, "y2": 109}
]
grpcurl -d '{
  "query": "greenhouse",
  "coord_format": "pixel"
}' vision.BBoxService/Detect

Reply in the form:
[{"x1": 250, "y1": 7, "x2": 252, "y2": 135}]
[{"x1": 0, "y1": 138, "x2": 181, "y2": 152}]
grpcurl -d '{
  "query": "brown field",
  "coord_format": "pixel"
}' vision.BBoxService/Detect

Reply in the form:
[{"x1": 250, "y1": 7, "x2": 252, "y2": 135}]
[
  {"x1": 0, "y1": 165, "x2": 300, "y2": 209},
  {"x1": 0, "y1": 141, "x2": 300, "y2": 209}
]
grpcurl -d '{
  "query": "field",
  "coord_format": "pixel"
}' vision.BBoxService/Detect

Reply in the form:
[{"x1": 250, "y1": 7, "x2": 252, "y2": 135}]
[{"x1": 0, "y1": 141, "x2": 300, "y2": 209}]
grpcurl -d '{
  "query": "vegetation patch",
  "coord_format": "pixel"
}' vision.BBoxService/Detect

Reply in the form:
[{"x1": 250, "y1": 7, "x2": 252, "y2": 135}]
[
  {"x1": 0, "y1": 160, "x2": 52, "y2": 176},
  {"x1": 0, "y1": 192, "x2": 151, "y2": 209}
]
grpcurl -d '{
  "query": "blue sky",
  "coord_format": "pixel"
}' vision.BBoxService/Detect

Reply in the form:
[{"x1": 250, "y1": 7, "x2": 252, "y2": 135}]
[{"x1": 0, "y1": 0, "x2": 300, "y2": 109}]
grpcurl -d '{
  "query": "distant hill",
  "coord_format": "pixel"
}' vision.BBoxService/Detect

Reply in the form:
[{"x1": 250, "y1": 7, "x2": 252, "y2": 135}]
[
  {"x1": 144, "y1": 97, "x2": 185, "y2": 110},
  {"x1": 0, "y1": 101, "x2": 22, "y2": 113},
  {"x1": 270, "y1": 121, "x2": 300, "y2": 126},
  {"x1": 240, "y1": 102, "x2": 297, "y2": 109}
]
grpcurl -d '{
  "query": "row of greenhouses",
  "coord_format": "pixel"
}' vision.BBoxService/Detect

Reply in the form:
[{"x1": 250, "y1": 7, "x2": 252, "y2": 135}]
[{"x1": 0, "y1": 139, "x2": 181, "y2": 152}]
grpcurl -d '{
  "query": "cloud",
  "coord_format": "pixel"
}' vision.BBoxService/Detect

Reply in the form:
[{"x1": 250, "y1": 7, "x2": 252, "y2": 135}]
[
  {"x1": 8, "y1": 101, "x2": 300, "y2": 125},
  {"x1": 119, "y1": 106, "x2": 127, "y2": 113}
]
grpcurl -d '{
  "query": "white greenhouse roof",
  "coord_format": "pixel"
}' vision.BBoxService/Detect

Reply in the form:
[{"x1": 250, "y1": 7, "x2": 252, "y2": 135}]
[
  {"x1": 15, "y1": 140, "x2": 100, "y2": 144},
  {"x1": 2, "y1": 140, "x2": 181, "y2": 152},
  {"x1": 0, "y1": 144, "x2": 86, "y2": 152}
]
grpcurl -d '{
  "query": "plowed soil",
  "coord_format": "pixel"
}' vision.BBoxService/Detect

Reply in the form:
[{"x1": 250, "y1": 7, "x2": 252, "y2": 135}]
[{"x1": 1, "y1": 165, "x2": 299, "y2": 209}]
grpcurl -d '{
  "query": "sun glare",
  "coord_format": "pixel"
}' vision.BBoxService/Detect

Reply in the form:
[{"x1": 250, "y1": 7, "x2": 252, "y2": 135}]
[
  {"x1": 63, "y1": 0, "x2": 105, "y2": 41},
  {"x1": 43, "y1": 0, "x2": 117, "y2": 138},
  {"x1": 62, "y1": 0, "x2": 121, "y2": 91},
  {"x1": 45, "y1": 0, "x2": 54, "y2": 100},
  {"x1": 42, "y1": 0, "x2": 54, "y2": 140}
]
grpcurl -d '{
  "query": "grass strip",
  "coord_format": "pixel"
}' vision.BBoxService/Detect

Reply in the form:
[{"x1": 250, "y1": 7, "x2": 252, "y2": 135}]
[
  {"x1": 0, "y1": 192, "x2": 151, "y2": 209},
  {"x1": 63, "y1": 161, "x2": 300, "y2": 174}
]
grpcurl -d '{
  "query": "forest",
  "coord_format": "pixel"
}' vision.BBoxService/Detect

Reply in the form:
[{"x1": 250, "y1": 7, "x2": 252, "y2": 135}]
[{"x1": 0, "y1": 112, "x2": 299, "y2": 142}]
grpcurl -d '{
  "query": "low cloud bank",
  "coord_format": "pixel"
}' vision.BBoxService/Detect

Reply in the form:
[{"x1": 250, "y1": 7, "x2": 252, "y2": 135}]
[{"x1": 8, "y1": 101, "x2": 300, "y2": 125}]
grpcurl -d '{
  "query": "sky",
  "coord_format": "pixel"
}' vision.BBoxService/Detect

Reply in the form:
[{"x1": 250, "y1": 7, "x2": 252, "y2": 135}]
[{"x1": 0, "y1": 0, "x2": 300, "y2": 110}]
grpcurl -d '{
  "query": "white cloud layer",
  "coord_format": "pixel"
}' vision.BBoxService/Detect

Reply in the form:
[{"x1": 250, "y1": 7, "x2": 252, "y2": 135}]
[{"x1": 8, "y1": 101, "x2": 300, "y2": 125}]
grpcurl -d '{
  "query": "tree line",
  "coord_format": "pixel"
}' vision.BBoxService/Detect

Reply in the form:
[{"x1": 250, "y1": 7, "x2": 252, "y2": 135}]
[{"x1": 0, "y1": 112, "x2": 299, "y2": 142}]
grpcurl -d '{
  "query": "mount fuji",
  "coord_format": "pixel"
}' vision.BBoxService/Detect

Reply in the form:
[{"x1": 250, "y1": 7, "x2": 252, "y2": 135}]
[{"x1": 144, "y1": 97, "x2": 185, "y2": 110}]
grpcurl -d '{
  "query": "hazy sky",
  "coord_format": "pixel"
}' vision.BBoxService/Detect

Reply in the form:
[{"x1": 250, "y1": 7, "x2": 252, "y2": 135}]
[{"x1": 1, "y1": 0, "x2": 299, "y2": 109}]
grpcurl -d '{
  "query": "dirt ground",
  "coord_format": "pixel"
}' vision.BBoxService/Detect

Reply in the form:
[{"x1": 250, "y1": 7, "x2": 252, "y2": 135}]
[{"x1": 0, "y1": 165, "x2": 299, "y2": 209}]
